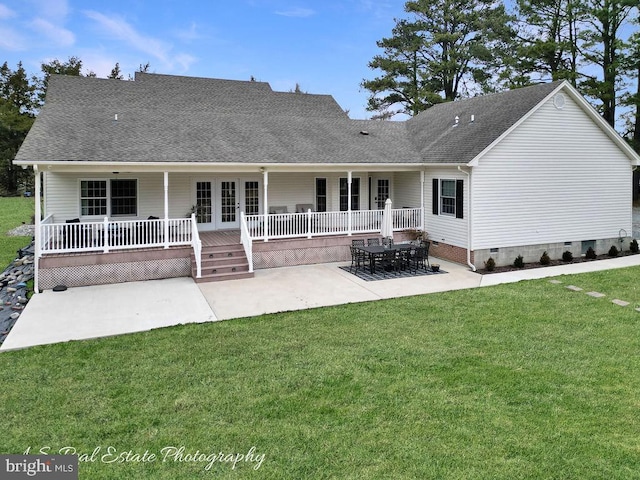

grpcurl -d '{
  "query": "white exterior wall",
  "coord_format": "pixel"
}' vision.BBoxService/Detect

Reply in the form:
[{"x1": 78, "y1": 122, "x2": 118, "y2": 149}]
[
  {"x1": 266, "y1": 172, "x2": 372, "y2": 212},
  {"x1": 425, "y1": 168, "x2": 469, "y2": 248},
  {"x1": 45, "y1": 172, "x2": 196, "y2": 222},
  {"x1": 471, "y1": 92, "x2": 633, "y2": 250},
  {"x1": 393, "y1": 171, "x2": 422, "y2": 209}
]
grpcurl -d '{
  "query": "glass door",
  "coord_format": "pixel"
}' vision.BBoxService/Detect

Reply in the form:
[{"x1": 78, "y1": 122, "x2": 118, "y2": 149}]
[
  {"x1": 218, "y1": 179, "x2": 238, "y2": 229},
  {"x1": 195, "y1": 181, "x2": 214, "y2": 230},
  {"x1": 376, "y1": 179, "x2": 390, "y2": 209}
]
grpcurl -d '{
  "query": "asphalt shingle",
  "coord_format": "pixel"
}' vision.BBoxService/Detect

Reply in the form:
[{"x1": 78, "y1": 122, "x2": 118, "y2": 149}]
[{"x1": 14, "y1": 73, "x2": 563, "y2": 167}]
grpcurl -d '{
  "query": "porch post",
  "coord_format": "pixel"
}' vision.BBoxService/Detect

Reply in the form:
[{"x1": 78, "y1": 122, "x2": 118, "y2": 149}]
[
  {"x1": 33, "y1": 165, "x2": 41, "y2": 294},
  {"x1": 263, "y1": 169, "x2": 269, "y2": 242},
  {"x1": 420, "y1": 170, "x2": 425, "y2": 231},
  {"x1": 347, "y1": 171, "x2": 352, "y2": 236},
  {"x1": 163, "y1": 171, "x2": 169, "y2": 249}
]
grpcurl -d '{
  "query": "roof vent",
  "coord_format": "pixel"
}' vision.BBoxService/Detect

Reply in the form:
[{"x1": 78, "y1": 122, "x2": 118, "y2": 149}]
[
  {"x1": 453, "y1": 116, "x2": 459, "y2": 127},
  {"x1": 470, "y1": 114, "x2": 475, "y2": 123},
  {"x1": 359, "y1": 130, "x2": 369, "y2": 135}
]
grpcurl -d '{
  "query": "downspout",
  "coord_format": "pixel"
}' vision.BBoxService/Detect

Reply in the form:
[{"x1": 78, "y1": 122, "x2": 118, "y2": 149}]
[{"x1": 458, "y1": 166, "x2": 476, "y2": 272}]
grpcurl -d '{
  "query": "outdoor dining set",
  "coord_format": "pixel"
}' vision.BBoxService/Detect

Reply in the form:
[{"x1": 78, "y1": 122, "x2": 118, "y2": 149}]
[{"x1": 349, "y1": 238, "x2": 432, "y2": 277}]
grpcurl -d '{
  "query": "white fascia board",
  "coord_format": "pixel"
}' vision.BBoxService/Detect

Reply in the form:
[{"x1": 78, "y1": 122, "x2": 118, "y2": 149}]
[{"x1": 17, "y1": 160, "x2": 429, "y2": 173}]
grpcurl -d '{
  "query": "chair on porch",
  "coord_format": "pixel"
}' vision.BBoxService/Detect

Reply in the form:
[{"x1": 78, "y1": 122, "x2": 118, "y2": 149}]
[
  {"x1": 367, "y1": 237, "x2": 381, "y2": 246},
  {"x1": 295, "y1": 203, "x2": 314, "y2": 213},
  {"x1": 63, "y1": 218, "x2": 91, "y2": 249},
  {"x1": 351, "y1": 239, "x2": 365, "y2": 247}
]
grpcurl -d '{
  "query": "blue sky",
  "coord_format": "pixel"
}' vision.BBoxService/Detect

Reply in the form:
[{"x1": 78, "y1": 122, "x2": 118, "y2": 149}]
[{"x1": 0, "y1": 0, "x2": 409, "y2": 119}]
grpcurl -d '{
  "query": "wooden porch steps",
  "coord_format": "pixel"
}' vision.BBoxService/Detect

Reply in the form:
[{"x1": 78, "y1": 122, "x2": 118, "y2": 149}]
[{"x1": 191, "y1": 243, "x2": 254, "y2": 283}]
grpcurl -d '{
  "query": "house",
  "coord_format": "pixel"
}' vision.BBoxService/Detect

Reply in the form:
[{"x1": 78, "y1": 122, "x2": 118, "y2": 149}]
[{"x1": 13, "y1": 73, "x2": 640, "y2": 291}]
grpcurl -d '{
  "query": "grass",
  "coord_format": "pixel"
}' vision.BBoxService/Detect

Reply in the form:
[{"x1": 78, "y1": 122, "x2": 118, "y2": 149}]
[
  {"x1": 0, "y1": 196, "x2": 34, "y2": 268},
  {"x1": 1, "y1": 267, "x2": 640, "y2": 479}
]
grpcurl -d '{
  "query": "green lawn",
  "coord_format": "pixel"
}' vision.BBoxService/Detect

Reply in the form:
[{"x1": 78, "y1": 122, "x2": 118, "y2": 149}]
[
  {"x1": 1, "y1": 266, "x2": 639, "y2": 479},
  {"x1": 0, "y1": 196, "x2": 34, "y2": 268}
]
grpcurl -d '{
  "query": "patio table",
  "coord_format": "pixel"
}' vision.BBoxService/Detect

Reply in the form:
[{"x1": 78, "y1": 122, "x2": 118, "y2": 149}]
[{"x1": 356, "y1": 244, "x2": 413, "y2": 275}]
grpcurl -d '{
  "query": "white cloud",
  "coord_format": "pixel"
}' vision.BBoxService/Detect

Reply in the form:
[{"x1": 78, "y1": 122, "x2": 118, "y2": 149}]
[
  {"x1": 28, "y1": 0, "x2": 69, "y2": 22},
  {"x1": 84, "y1": 10, "x2": 173, "y2": 65},
  {"x1": 84, "y1": 10, "x2": 199, "y2": 73},
  {"x1": 29, "y1": 17, "x2": 75, "y2": 47},
  {"x1": 175, "y1": 53, "x2": 197, "y2": 72},
  {"x1": 274, "y1": 7, "x2": 315, "y2": 18},
  {"x1": 0, "y1": 3, "x2": 16, "y2": 19},
  {"x1": 175, "y1": 22, "x2": 204, "y2": 43},
  {"x1": 0, "y1": 25, "x2": 27, "y2": 50}
]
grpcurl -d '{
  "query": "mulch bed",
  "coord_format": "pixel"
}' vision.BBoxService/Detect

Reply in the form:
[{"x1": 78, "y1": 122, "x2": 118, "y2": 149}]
[{"x1": 478, "y1": 251, "x2": 639, "y2": 274}]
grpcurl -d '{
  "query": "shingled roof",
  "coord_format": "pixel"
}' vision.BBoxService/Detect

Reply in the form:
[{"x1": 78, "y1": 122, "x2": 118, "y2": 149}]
[
  {"x1": 14, "y1": 73, "x2": 566, "y2": 166},
  {"x1": 406, "y1": 81, "x2": 563, "y2": 164}
]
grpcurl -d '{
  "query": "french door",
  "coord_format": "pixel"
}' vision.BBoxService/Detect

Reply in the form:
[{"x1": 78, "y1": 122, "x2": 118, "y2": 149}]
[
  {"x1": 194, "y1": 178, "x2": 260, "y2": 230},
  {"x1": 375, "y1": 178, "x2": 390, "y2": 209}
]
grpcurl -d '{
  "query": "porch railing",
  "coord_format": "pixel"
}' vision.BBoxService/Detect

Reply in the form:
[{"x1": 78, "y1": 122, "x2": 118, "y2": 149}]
[
  {"x1": 239, "y1": 212, "x2": 254, "y2": 273},
  {"x1": 244, "y1": 208, "x2": 422, "y2": 241},
  {"x1": 40, "y1": 217, "x2": 194, "y2": 255},
  {"x1": 190, "y1": 214, "x2": 202, "y2": 278}
]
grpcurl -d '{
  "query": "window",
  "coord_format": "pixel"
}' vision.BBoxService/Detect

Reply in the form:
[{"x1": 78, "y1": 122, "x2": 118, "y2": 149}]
[
  {"x1": 111, "y1": 179, "x2": 137, "y2": 216},
  {"x1": 316, "y1": 178, "x2": 327, "y2": 212},
  {"x1": 432, "y1": 178, "x2": 464, "y2": 219},
  {"x1": 244, "y1": 181, "x2": 260, "y2": 215},
  {"x1": 440, "y1": 179, "x2": 456, "y2": 216},
  {"x1": 339, "y1": 177, "x2": 360, "y2": 211},
  {"x1": 80, "y1": 179, "x2": 137, "y2": 217},
  {"x1": 80, "y1": 180, "x2": 107, "y2": 216}
]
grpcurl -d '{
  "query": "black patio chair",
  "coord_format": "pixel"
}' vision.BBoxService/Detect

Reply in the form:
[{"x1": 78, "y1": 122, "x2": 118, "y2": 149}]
[
  {"x1": 379, "y1": 249, "x2": 399, "y2": 277},
  {"x1": 407, "y1": 246, "x2": 429, "y2": 272},
  {"x1": 349, "y1": 245, "x2": 368, "y2": 273},
  {"x1": 352, "y1": 239, "x2": 365, "y2": 247},
  {"x1": 367, "y1": 237, "x2": 381, "y2": 246}
]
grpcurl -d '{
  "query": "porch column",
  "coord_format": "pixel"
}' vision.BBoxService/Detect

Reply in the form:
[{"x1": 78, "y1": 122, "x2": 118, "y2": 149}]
[
  {"x1": 163, "y1": 171, "x2": 169, "y2": 249},
  {"x1": 33, "y1": 165, "x2": 41, "y2": 294},
  {"x1": 420, "y1": 170, "x2": 425, "y2": 231},
  {"x1": 263, "y1": 169, "x2": 269, "y2": 242},
  {"x1": 347, "y1": 171, "x2": 352, "y2": 236}
]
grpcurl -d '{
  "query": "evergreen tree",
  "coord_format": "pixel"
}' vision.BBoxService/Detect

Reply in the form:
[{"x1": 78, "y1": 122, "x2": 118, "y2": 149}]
[
  {"x1": 579, "y1": 0, "x2": 636, "y2": 127},
  {"x1": 362, "y1": 0, "x2": 514, "y2": 118}
]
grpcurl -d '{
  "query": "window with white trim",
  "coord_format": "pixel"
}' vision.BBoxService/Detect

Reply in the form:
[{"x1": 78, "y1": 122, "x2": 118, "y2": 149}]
[
  {"x1": 440, "y1": 179, "x2": 456, "y2": 216},
  {"x1": 339, "y1": 177, "x2": 360, "y2": 211},
  {"x1": 80, "y1": 179, "x2": 137, "y2": 217}
]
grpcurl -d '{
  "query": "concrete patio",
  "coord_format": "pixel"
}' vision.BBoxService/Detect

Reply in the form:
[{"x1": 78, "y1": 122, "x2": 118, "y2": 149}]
[{"x1": 3, "y1": 254, "x2": 640, "y2": 351}]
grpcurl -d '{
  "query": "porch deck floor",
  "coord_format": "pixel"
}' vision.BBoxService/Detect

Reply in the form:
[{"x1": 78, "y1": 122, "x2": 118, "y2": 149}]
[{"x1": 199, "y1": 230, "x2": 241, "y2": 247}]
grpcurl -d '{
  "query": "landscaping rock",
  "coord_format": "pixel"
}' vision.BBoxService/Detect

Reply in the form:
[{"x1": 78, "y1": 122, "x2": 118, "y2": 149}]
[
  {"x1": 0, "y1": 241, "x2": 34, "y2": 346},
  {"x1": 586, "y1": 292, "x2": 606, "y2": 298},
  {"x1": 612, "y1": 299, "x2": 630, "y2": 307}
]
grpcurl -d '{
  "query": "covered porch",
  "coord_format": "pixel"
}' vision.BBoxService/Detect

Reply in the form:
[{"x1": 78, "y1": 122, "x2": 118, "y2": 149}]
[{"x1": 33, "y1": 166, "x2": 426, "y2": 289}]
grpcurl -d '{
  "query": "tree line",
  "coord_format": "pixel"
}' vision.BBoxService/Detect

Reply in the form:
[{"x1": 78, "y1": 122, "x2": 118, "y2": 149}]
[
  {"x1": 0, "y1": 58, "x2": 149, "y2": 195},
  {"x1": 362, "y1": 0, "x2": 639, "y2": 153}
]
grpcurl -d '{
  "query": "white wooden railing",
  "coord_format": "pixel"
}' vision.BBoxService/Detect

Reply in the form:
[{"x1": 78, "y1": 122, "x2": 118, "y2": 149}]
[
  {"x1": 240, "y1": 212, "x2": 254, "y2": 273},
  {"x1": 244, "y1": 208, "x2": 422, "y2": 241},
  {"x1": 190, "y1": 214, "x2": 202, "y2": 278},
  {"x1": 40, "y1": 217, "x2": 194, "y2": 255}
]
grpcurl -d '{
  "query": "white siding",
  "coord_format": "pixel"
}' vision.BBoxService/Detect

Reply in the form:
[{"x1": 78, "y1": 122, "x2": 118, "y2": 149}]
[
  {"x1": 45, "y1": 172, "x2": 195, "y2": 221},
  {"x1": 393, "y1": 172, "x2": 421, "y2": 209},
  {"x1": 425, "y1": 168, "x2": 469, "y2": 247},
  {"x1": 266, "y1": 172, "x2": 371, "y2": 212},
  {"x1": 472, "y1": 93, "x2": 632, "y2": 250}
]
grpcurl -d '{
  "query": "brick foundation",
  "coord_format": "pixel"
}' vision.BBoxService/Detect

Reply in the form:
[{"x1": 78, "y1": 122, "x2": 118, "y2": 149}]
[{"x1": 428, "y1": 242, "x2": 473, "y2": 266}]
